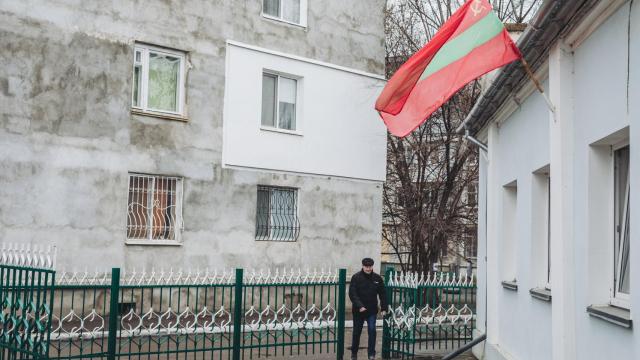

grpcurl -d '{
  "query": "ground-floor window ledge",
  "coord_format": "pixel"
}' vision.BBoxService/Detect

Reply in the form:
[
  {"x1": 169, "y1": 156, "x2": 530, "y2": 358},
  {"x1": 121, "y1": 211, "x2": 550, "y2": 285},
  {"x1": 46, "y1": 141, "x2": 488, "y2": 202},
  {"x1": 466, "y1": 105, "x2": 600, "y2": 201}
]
[
  {"x1": 529, "y1": 287, "x2": 552, "y2": 302},
  {"x1": 587, "y1": 305, "x2": 632, "y2": 329},
  {"x1": 501, "y1": 280, "x2": 518, "y2": 291}
]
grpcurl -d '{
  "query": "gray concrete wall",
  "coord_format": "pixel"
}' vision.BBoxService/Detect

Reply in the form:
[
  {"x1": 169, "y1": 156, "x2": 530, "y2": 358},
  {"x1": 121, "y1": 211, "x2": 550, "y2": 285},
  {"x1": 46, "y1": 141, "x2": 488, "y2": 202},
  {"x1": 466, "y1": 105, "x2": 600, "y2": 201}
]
[{"x1": 0, "y1": 0, "x2": 386, "y2": 275}]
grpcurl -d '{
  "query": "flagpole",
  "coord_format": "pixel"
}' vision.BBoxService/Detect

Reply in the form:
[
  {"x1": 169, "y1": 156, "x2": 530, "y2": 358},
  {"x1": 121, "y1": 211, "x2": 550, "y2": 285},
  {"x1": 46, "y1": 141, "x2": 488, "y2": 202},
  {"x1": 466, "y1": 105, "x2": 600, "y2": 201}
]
[{"x1": 520, "y1": 58, "x2": 556, "y2": 114}]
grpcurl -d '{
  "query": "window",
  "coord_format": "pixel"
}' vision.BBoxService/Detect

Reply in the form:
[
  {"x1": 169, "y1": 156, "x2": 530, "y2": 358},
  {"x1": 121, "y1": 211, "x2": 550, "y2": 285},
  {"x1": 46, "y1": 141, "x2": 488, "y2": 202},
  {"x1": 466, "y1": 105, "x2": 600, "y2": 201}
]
[
  {"x1": 261, "y1": 73, "x2": 297, "y2": 131},
  {"x1": 612, "y1": 145, "x2": 630, "y2": 307},
  {"x1": 132, "y1": 44, "x2": 186, "y2": 116},
  {"x1": 545, "y1": 176, "x2": 551, "y2": 288},
  {"x1": 127, "y1": 174, "x2": 183, "y2": 243},
  {"x1": 501, "y1": 182, "x2": 517, "y2": 282},
  {"x1": 532, "y1": 170, "x2": 551, "y2": 289},
  {"x1": 262, "y1": 0, "x2": 306, "y2": 26},
  {"x1": 255, "y1": 186, "x2": 300, "y2": 241},
  {"x1": 466, "y1": 184, "x2": 477, "y2": 207},
  {"x1": 464, "y1": 231, "x2": 477, "y2": 258}
]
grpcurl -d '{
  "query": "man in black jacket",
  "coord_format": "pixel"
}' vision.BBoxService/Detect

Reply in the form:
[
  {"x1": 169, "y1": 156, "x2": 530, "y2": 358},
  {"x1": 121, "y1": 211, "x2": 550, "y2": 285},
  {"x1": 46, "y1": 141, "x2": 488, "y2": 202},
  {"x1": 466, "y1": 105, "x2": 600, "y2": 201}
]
[{"x1": 348, "y1": 257, "x2": 387, "y2": 360}]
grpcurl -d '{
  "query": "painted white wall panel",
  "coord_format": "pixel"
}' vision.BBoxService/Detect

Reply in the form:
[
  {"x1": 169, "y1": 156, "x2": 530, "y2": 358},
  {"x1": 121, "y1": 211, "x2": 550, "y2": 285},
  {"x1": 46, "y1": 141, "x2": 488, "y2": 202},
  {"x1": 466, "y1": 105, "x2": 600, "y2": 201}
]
[{"x1": 223, "y1": 42, "x2": 387, "y2": 181}]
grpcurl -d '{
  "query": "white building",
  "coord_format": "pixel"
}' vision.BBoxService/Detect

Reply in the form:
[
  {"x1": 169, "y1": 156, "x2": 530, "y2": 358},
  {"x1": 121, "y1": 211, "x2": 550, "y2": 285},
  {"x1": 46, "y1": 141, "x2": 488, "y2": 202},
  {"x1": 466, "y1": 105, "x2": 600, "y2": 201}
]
[{"x1": 460, "y1": 0, "x2": 640, "y2": 359}]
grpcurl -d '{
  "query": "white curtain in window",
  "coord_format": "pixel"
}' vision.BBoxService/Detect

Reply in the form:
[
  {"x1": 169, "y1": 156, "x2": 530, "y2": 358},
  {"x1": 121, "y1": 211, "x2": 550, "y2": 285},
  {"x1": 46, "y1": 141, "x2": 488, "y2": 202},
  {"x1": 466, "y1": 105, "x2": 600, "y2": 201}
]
[
  {"x1": 261, "y1": 74, "x2": 277, "y2": 127},
  {"x1": 263, "y1": 0, "x2": 280, "y2": 17},
  {"x1": 282, "y1": 0, "x2": 301, "y2": 23},
  {"x1": 148, "y1": 53, "x2": 180, "y2": 112},
  {"x1": 278, "y1": 77, "x2": 296, "y2": 130}
]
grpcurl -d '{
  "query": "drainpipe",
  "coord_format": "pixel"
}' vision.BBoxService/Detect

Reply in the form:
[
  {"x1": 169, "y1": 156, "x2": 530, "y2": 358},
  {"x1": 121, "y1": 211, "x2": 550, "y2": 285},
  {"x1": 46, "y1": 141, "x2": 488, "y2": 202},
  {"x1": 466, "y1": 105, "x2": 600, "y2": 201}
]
[
  {"x1": 464, "y1": 128, "x2": 488, "y2": 153},
  {"x1": 441, "y1": 334, "x2": 487, "y2": 360}
]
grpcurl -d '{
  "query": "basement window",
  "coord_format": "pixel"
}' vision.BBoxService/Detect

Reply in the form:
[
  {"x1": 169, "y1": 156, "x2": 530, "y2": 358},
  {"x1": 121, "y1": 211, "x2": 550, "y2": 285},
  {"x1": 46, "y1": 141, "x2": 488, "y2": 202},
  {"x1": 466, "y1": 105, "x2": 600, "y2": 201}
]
[
  {"x1": 126, "y1": 173, "x2": 183, "y2": 244},
  {"x1": 255, "y1": 186, "x2": 300, "y2": 241}
]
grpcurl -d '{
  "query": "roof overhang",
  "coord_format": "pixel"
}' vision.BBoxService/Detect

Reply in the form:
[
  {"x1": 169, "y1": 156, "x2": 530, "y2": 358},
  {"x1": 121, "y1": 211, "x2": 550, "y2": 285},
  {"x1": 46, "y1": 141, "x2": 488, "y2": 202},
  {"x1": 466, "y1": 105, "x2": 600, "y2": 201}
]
[{"x1": 457, "y1": 0, "x2": 603, "y2": 136}]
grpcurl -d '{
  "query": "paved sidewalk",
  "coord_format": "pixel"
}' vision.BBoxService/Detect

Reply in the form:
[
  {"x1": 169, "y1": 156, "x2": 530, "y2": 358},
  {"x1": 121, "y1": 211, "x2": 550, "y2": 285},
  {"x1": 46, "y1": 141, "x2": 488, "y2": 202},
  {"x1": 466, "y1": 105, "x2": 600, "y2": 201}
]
[
  {"x1": 261, "y1": 326, "x2": 477, "y2": 359},
  {"x1": 339, "y1": 328, "x2": 476, "y2": 360}
]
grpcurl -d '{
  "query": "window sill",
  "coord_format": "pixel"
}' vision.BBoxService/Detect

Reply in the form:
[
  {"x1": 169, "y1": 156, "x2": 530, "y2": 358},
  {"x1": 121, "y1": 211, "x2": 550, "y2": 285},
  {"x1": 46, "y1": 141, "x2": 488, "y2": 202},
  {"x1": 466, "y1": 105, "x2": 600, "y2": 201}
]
[
  {"x1": 261, "y1": 14, "x2": 307, "y2": 29},
  {"x1": 587, "y1": 304, "x2": 632, "y2": 328},
  {"x1": 529, "y1": 287, "x2": 552, "y2": 302},
  {"x1": 125, "y1": 240, "x2": 183, "y2": 246},
  {"x1": 260, "y1": 126, "x2": 303, "y2": 137},
  {"x1": 131, "y1": 108, "x2": 188, "y2": 122},
  {"x1": 255, "y1": 238, "x2": 297, "y2": 242},
  {"x1": 501, "y1": 280, "x2": 518, "y2": 291}
]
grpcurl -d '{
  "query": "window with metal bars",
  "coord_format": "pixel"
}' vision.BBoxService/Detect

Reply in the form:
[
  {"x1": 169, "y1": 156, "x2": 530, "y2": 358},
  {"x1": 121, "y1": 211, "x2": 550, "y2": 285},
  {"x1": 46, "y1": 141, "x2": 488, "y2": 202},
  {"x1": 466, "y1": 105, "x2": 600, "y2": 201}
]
[
  {"x1": 255, "y1": 186, "x2": 300, "y2": 241},
  {"x1": 127, "y1": 174, "x2": 183, "y2": 242}
]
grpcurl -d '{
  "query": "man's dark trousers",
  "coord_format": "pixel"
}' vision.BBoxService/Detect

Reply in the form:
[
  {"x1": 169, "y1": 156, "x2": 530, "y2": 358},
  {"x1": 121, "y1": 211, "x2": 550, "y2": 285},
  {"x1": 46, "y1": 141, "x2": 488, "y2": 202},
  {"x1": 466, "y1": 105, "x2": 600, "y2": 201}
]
[{"x1": 351, "y1": 312, "x2": 377, "y2": 358}]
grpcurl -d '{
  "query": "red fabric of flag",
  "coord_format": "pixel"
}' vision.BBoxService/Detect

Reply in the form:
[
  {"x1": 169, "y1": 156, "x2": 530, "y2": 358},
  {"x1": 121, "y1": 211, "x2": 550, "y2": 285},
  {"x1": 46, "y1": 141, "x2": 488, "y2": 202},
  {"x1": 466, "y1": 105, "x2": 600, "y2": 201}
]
[{"x1": 376, "y1": 0, "x2": 522, "y2": 137}]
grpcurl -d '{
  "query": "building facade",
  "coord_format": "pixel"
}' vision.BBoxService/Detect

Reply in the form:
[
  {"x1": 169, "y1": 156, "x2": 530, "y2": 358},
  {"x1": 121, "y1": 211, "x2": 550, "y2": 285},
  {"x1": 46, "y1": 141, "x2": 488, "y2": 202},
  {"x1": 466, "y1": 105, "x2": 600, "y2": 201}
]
[
  {"x1": 0, "y1": 0, "x2": 387, "y2": 274},
  {"x1": 462, "y1": 0, "x2": 640, "y2": 359}
]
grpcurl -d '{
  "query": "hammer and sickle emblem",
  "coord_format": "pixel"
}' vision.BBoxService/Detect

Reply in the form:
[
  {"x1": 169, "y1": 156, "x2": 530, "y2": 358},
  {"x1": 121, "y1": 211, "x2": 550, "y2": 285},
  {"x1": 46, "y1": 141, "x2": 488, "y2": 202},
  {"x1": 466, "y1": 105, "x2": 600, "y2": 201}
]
[{"x1": 471, "y1": 0, "x2": 486, "y2": 16}]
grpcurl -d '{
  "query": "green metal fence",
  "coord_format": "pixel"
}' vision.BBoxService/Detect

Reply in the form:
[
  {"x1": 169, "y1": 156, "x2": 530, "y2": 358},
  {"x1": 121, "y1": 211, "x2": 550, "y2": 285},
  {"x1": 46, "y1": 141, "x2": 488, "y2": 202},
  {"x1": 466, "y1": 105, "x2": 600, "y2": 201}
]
[
  {"x1": 382, "y1": 269, "x2": 476, "y2": 359},
  {"x1": 47, "y1": 268, "x2": 347, "y2": 360},
  {"x1": 0, "y1": 246, "x2": 477, "y2": 360},
  {"x1": 0, "y1": 262, "x2": 56, "y2": 359}
]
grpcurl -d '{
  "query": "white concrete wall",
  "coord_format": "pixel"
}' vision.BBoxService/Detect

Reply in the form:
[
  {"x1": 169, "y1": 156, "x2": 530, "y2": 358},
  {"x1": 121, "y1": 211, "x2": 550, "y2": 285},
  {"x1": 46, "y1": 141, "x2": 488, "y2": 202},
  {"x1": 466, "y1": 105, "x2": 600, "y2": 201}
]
[
  {"x1": 222, "y1": 42, "x2": 387, "y2": 181},
  {"x1": 479, "y1": 2, "x2": 639, "y2": 359},
  {"x1": 629, "y1": 0, "x2": 640, "y2": 353},
  {"x1": 486, "y1": 79, "x2": 552, "y2": 360},
  {"x1": 572, "y1": 3, "x2": 636, "y2": 359}
]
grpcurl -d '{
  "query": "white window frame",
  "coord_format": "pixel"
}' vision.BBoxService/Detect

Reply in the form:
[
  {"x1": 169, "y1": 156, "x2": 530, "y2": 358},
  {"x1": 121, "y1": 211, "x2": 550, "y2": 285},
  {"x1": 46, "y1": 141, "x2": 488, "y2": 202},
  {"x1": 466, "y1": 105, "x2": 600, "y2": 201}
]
[
  {"x1": 126, "y1": 173, "x2": 184, "y2": 246},
  {"x1": 544, "y1": 175, "x2": 551, "y2": 290},
  {"x1": 261, "y1": 0, "x2": 308, "y2": 27},
  {"x1": 611, "y1": 141, "x2": 630, "y2": 308},
  {"x1": 260, "y1": 71, "x2": 301, "y2": 134},
  {"x1": 131, "y1": 43, "x2": 187, "y2": 118}
]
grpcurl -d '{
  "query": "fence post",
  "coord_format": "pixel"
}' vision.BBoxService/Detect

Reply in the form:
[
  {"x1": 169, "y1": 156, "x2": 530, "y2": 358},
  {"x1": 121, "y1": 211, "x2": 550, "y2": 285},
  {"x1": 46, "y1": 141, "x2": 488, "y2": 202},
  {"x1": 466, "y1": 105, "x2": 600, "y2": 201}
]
[
  {"x1": 382, "y1": 267, "x2": 394, "y2": 359},
  {"x1": 336, "y1": 268, "x2": 347, "y2": 360},
  {"x1": 107, "y1": 267, "x2": 120, "y2": 360},
  {"x1": 232, "y1": 268, "x2": 243, "y2": 360}
]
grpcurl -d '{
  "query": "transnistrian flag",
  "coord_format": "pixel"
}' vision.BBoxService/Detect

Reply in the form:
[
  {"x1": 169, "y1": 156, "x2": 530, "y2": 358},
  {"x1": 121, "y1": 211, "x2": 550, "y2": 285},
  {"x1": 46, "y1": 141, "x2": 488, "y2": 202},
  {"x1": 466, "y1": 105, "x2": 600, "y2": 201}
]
[{"x1": 376, "y1": 0, "x2": 522, "y2": 137}]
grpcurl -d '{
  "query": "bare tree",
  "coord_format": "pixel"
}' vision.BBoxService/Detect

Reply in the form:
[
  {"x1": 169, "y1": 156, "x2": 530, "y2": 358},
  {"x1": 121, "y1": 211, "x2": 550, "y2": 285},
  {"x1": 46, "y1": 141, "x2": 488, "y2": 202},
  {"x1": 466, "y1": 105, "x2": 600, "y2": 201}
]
[{"x1": 382, "y1": 0, "x2": 541, "y2": 273}]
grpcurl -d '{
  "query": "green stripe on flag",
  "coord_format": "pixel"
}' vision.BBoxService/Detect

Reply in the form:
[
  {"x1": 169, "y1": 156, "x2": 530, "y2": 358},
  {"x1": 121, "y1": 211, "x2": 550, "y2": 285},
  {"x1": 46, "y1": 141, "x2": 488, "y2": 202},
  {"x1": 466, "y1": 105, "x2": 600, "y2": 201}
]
[{"x1": 419, "y1": 12, "x2": 505, "y2": 81}]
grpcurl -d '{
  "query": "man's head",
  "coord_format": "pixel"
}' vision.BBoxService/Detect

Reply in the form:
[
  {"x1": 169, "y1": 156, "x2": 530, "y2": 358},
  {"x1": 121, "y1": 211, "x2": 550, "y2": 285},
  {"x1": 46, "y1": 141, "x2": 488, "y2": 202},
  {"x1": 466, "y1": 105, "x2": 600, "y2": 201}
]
[{"x1": 361, "y1": 258, "x2": 374, "y2": 274}]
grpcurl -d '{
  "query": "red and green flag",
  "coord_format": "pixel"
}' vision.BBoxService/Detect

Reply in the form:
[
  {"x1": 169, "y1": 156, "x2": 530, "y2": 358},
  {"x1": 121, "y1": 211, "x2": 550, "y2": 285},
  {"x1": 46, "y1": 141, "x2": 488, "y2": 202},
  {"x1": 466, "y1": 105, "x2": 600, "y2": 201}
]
[{"x1": 376, "y1": 0, "x2": 522, "y2": 137}]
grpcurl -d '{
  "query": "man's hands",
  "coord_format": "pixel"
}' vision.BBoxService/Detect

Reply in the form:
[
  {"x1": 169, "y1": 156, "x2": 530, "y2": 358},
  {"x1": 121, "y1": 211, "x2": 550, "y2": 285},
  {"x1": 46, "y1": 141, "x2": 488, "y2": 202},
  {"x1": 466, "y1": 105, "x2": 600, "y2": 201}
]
[
  {"x1": 359, "y1": 307, "x2": 367, "y2": 313},
  {"x1": 381, "y1": 311, "x2": 387, "y2": 316}
]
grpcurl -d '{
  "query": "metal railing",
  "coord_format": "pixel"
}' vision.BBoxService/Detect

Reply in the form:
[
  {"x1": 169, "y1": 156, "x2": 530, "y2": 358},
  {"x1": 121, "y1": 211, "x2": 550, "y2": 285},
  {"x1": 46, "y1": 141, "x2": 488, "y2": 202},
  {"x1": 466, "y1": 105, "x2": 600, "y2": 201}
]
[
  {"x1": 382, "y1": 269, "x2": 477, "y2": 359},
  {"x1": 0, "y1": 244, "x2": 57, "y2": 360},
  {"x1": 0, "y1": 245, "x2": 478, "y2": 360},
  {"x1": 47, "y1": 268, "x2": 346, "y2": 360}
]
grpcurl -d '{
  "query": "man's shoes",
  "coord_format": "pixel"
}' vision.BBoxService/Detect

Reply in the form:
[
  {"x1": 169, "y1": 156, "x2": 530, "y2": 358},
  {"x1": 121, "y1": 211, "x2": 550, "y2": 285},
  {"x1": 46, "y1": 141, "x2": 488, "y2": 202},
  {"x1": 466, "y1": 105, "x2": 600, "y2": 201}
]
[{"x1": 350, "y1": 355, "x2": 357, "y2": 360}]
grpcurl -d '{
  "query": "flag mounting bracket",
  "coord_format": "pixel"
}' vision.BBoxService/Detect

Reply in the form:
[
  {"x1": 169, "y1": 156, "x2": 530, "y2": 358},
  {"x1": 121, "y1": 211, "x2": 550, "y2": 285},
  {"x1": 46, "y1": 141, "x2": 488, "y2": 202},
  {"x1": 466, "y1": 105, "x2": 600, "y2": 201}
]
[{"x1": 520, "y1": 58, "x2": 556, "y2": 115}]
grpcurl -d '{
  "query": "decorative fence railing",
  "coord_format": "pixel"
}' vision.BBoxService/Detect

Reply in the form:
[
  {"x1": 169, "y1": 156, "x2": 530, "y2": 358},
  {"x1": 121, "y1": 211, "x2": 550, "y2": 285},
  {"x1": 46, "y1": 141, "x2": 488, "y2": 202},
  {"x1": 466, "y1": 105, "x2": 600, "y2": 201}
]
[
  {"x1": 48, "y1": 268, "x2": 346, "y2": 360},
  {"x1": 382, "y1": 269, "x2": 477, "y2": 359},
  {"x1": 0, "y1": 245, "x2": 477, "y2": 359},
  {"x1": 0, "y1": 244, "x2": 56, "y2": 360}
]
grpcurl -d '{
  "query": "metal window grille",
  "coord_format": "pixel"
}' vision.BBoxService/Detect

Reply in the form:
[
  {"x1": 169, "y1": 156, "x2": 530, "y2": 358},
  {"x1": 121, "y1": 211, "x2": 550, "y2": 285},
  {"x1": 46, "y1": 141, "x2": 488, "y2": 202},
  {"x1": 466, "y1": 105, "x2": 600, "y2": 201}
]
[
  {"x1": 255, "y1": 186, "x2": 300, "y2": 241},
  {"x1": 127, "y1": 174, "x2": 182, "y2": 241}
]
